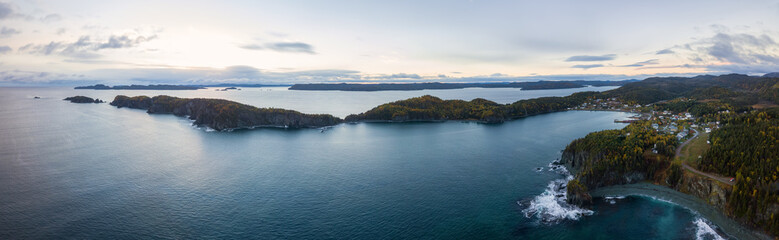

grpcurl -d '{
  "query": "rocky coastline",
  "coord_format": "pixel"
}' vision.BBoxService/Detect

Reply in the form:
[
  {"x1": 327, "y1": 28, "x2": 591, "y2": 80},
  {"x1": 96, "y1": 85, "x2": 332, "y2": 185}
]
[
  {"x1": 110, "y1": 95, "x2": 342, "y2": 131},
  {"x1": 559, "y1": 142, "x2": 771, "y2": 240}
]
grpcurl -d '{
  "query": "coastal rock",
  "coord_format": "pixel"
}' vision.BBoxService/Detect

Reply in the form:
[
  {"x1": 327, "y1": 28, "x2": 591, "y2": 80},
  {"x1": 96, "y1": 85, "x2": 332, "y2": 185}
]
[
  {"x1": 559, "y1": 149, "x2": 646, "y2": 188},
  {"x1": 64, "y1": 96, "x2": 104, "y2": 103},
  {"x1": 559, "y1": 150, "x2": 590, "y2": 175},
  {"x1": 676, "y1": 171, "x2": 731, "y2": 210},
  {"x1": 566, "y1": 179, "x2": 593, "y2": 206}
]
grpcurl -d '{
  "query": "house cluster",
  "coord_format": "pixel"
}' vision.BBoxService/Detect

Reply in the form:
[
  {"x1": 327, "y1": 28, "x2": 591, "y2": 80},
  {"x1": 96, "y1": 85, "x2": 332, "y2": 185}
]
[
  {"x1": 646, "y1": 110, "x2": 702, "y2": 141},
  {"x1": 570, "y1": 97, "x2": 724, "y2": 142},
  {"x1": 572, "y1": 98, "x2": 645, "y2": 112}
]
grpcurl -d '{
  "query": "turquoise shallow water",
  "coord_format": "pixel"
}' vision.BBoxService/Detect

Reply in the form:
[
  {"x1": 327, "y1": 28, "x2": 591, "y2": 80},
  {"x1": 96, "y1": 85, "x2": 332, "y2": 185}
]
[{"x1": 0, "y1": 87, "x2": 726, "y2": 239}]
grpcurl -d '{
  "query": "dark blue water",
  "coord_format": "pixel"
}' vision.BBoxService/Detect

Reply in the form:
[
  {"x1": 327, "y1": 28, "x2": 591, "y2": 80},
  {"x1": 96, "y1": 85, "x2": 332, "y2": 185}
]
[{"x1": 0, "y1": 87, "x2": 723, "y2": 239}]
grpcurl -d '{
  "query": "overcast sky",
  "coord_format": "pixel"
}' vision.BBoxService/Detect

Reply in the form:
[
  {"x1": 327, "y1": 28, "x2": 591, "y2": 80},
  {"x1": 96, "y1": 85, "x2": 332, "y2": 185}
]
[{"x1": 1, "y1": 0, "x2": 779, "y2": 85}]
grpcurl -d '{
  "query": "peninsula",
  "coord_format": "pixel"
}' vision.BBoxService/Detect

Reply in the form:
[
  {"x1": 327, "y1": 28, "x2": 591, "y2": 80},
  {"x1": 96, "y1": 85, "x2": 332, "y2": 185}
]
[
  {"x1": 345, "y1": 73, "x2": 779, "y2": 237},
  {"x1": 110, "y1": 95, "x2": 342, "y2": 131},
  {"x1": 289, "y1": 80, "x2": 636, "y2": 91}
]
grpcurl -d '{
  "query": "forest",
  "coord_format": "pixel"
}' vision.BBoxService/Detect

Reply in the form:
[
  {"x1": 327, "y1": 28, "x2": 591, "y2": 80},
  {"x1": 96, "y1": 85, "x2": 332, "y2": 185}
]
[
  {"x1": 346, "y1": 73, "x2": 778, "y2": 123},
  {"x1": 110, "y1": 95, "x2": 342, "y2": 130},
  {"x1": 562, "y1": 121, "x2": 678, "y2": 189},
  {"x1": 344, "y1": 92, "x2": 600, "y2": 123},
  {"x1": 699, "y1": 109, "x2": 779, "y2": 234}
]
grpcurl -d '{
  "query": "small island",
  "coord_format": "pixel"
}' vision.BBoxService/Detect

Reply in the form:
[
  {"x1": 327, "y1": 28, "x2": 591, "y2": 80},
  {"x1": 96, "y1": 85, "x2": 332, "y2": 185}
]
[
  {"x1": 216, "y1": 87, "x2": 240, "y2": 91},
  {"x1": 289, "y1": 80, "x2": 636, "y2": 91},
  {"x1": 110, "y1": 95, "x2": 342, "y2": 131},
  {"x1": 75, "y1": 84, "x2": 204, "y2": 90},
  {"x1": 64, "y1": 96, "x2": 104, "y2": 103}
]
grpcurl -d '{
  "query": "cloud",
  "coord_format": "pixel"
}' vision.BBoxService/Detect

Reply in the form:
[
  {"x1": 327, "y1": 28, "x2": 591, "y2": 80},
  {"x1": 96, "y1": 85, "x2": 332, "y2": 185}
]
[
  {"x1": 571, "y1": 64, "x2": 604, "y2": 69},
  {"x1": 97, "y1": 34, "x2": 157, "y2": 49},
  {"x1": 0, "y1": 2, "x2": 57, "y2": 22},
  {"x1": 266, "y1": 42, "x2": 315, "y2": 54},
  {"x1": 0, "y1": 70, "x2": 93, "y2": 85},
  {"x1": 41, "y1": 13, "x2": 61, "y2": 22},
  {"x1": 620, "y1": 59, "x2": 659, "y2": 67},
  {"x1": 565, "y1": 54, "x2": 616, "y2": 62},
  {"x1": 703, "y1": 33, "x2": 777, "y2": 64},
  {"x1": 0, "y1": 26, "x2": 19, "y2": 37},
  {"x1": 239, "y1": 44, "x2": 263, "y2": 50},
  {"x1": 669, "y1": 32, "x2": 779, "y2": 74},
  {"x1": 19, "y1": 31, "x2": 159, "y2": 58},
  {"x1": 370, "y1": 73, "x2": 422, "y2": 80},
  {"x1": 56, "y1": 28, "x2": 66, "y2": 35},
  {"x1": 89, "y1": 66, "x2": 362, "y2": 84},
  {"x1": 240, "y1": 41, "x2": 316, "y2": 54},
  {"x1": 0, "y1": 2, "x2": 12, "y2": 19},
  {"x1": 0, "y1": 45, "x2": 11, "y2": 54},
  {"x1": 656, "y1": 49, "x2": 674, "y2": 54}
]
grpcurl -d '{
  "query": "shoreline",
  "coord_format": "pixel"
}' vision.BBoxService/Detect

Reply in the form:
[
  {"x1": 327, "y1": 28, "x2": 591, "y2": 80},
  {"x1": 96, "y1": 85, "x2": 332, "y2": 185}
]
[{"x1": 590, "y1": 182, "x2": 770, "y2": 240}]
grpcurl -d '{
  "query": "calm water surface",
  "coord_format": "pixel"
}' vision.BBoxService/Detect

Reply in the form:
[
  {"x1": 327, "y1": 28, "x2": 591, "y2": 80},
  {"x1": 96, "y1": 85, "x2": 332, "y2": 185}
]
[{"x1": 0, "y1": 87, "x2": 724, "y2": 239}]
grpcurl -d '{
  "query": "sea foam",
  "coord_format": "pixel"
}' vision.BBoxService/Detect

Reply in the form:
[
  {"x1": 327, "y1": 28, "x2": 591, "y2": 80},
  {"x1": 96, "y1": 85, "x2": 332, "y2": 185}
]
[
  {"x1": 521, "y1": 174, "x2": 594, "y2": 222},
  {"x1": 693, "y1": 218, "x2": 726, "y2": 240}
]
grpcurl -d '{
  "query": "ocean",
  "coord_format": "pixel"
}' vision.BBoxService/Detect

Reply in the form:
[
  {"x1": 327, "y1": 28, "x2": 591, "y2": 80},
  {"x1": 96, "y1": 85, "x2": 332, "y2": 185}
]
[{"x1": 0, "y1": 86, "x2": 727, "y2": 239}]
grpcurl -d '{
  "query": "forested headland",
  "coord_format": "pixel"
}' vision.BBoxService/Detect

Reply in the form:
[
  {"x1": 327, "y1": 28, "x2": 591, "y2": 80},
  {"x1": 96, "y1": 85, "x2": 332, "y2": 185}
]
[{"x1": 109, "y1": 95, "x2": 342, "y2": 131}]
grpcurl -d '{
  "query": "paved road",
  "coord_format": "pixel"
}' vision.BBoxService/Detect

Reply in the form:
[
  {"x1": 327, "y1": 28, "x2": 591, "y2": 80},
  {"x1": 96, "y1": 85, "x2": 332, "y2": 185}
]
[{"x1": 675, "y1": 129, "x2": 734, "y2": 186}]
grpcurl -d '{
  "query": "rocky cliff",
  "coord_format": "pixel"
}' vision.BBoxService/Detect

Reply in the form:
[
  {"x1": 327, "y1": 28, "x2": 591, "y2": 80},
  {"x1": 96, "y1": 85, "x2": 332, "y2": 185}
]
[
  {"x1": 110, "y1": 95, "x2": 342, "y2": 131},
  {"x1": 560, "y1": 148, "x2": 649, "y2": 189},
  {"x1": 674, "y1": 171, "x2": 731, "y2": 210}
]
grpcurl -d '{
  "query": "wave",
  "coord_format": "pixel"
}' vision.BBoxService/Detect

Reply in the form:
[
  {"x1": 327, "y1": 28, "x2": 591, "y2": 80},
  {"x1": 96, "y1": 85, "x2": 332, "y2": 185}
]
[
  {"x1": 603, "y1": 196, "x2": 626, "y2": 200},
  {"x1": 644, "y1": 195, "x2": 676, "y2": 205},
  {"x1": 547, "y1": 161, "x2": 570, "y2": 175},
  {"x1": 603, "y1": 195, "x2": 626, "y2": 204},
  {"x1": 520, "y1": 175, "x2": 594, "y2": 223},
  {"x1": 693, "y1": 218, "x2": 726, "y2": 240}
]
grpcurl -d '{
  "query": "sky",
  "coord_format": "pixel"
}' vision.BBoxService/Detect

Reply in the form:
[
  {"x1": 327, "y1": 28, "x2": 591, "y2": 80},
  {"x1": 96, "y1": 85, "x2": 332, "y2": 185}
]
[{"x1": 1, "y1": 0, "x2": 779, "y2": 85}]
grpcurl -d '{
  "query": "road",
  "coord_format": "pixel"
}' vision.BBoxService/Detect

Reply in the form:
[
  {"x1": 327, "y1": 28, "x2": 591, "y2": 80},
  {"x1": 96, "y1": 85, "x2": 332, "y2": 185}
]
[{"x1": 675, "y1": 129, "x2": 734, "y2": 186}]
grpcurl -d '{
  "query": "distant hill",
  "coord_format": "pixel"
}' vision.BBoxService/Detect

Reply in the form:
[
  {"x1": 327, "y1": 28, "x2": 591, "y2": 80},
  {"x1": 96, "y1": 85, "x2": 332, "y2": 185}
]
[
  {"x1": 346, "y1": 73, "x2": 778, "y2": 123},
  {"x1": 289, "y1": 80, "x2": 638, "y2": 91},
  {"x1": 75, "y1": 84, "x2": 203, "y2": 90},
  {"x1": 764, "y1": 72, "x2": 779, "y2": 78},
  {"x1": 75, "y1": 83, "x2": 290, "y2": 90}
]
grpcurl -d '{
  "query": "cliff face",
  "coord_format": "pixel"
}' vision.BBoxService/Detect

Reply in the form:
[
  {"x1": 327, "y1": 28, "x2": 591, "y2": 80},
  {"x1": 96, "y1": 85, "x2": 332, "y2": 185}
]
[
  {"x1": 110, "y1": 95, "x2": 342, "y2": 131},
  {"x1": 673, "y1": 172, "x2": 779, "y2": 235},
  {"x1": 674, "y1": 172, "x2": 730, "y2": 210},
  {"x1": 560, "y1": 149, "x2": 647, "y2": 189},
  {"x1": 566, "y1": 179, "x2": 593, "y2": 206}
]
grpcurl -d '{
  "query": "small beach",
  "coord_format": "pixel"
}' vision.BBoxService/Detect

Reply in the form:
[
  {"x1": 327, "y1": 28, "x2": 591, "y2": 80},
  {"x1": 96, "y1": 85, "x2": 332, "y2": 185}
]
[{"x1": 590, "y1": 182, "x2": 770, "y2": 240}]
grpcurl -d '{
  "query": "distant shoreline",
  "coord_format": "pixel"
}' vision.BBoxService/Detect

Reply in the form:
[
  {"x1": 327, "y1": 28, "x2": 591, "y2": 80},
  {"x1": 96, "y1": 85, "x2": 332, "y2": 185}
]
[
  {"x1": 74, "y1": 84, "x2": 291, "y2": 90},
  {"x1": 288, "y1": 80, "x2": 635, "y2": 91},
  {"x1": 590, "y1": 182, "x2": 770, "y2": 240}
]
